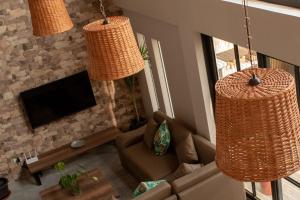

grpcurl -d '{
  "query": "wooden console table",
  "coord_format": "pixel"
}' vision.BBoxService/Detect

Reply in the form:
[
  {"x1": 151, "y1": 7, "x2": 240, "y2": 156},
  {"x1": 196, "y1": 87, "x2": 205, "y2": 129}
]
[
  {"x1": 27, "y1": 127, "x2": 121, "y2": 185},
  {"x1": 40, "y1": 168, "x2": 119, "y2": 200}
]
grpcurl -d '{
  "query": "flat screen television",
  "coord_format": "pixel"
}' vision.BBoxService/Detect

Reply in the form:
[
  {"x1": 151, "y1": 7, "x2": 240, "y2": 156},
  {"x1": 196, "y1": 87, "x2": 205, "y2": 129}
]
[{"x1": 20, "y1": 71, "x2": 96, "y2": 129}]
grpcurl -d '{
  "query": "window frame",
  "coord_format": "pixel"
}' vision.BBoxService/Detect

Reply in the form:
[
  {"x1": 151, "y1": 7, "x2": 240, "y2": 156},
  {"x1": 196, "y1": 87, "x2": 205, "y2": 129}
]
[{"x1": 260, "y1": 0, "x2": 300, "y2": 9}]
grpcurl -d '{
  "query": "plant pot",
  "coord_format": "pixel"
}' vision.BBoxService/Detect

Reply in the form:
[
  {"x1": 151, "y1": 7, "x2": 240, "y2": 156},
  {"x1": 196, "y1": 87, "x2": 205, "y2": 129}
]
[
  {"x1": 260, "y1": 182, "x2": 272, "y2": 196},
  {"x1": 129, "y1": 117, "x2": 147, "y2": 130},
  {"x1": 0, "y1": 178, "x2": 9, "y2": 199}
]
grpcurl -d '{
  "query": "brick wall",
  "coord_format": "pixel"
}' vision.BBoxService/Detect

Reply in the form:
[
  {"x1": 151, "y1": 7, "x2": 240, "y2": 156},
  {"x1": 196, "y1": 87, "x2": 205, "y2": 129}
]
[{"x1": 0, "y1": 0, "x2": 143, "y2": 177}]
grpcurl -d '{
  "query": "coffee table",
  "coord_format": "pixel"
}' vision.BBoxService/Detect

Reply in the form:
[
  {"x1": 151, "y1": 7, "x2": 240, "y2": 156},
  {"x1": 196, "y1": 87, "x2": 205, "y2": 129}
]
[{"x1": 40, "y1": 168, "x2": 119, "y2": 200}]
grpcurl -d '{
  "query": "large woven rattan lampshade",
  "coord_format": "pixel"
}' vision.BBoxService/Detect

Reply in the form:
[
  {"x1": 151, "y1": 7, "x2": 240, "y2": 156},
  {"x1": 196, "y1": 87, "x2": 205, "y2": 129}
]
[
  {"x1": 216, "y1": 68, "x2": 300, "y2": 182},
  {"x1": 28, "y1": 0, "x2": 73, "y2": 36},
  {"x1": 83, "y1": 16, "x2": 145, "y2": 80}
]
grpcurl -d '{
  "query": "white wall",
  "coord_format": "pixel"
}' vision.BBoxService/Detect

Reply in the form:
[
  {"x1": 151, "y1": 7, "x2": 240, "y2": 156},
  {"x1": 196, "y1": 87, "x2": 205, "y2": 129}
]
[{"x1": 115, "y1": 0, "x2": 300, "y2": 141}]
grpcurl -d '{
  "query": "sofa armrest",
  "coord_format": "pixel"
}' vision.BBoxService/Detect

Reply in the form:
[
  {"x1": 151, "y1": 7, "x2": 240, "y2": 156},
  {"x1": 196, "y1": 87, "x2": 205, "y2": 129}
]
[
  {"x1": 171, "y1": 161, "x2": 219, "y2": 193},
  {"x1": 133, "y1": 182, "x2": 173, "y2": 200},
  {"x1": 178, "y1": 172, "x2": 246, "y2": 200},
  {"x1": 116, "y1": 125, "x2": 146, "y2": 150},
  {"x1": 164, "y1": 195, "x2": 177, "y2": 200}
]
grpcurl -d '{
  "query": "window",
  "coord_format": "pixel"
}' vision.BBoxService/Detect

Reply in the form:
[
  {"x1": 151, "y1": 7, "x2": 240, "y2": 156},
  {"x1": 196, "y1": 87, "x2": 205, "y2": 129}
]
[
  {"x1": 263, "y1": 56, "x2": 300, "y2": 200},
  {"x1": 136, "y1": 33, "x2": 160, "y2": 113},
  {"x1": 260, "y1": 0, "x2": 300, "y2": 9},
  {"x1": 202, "y1": 34, "x2": 258, "y2": 102},
  {"x1": 202, "y1": 33, "x2": 300, "y2": 200},
  {"x1": 213, "y1": 37, "x2": 258, "y2": 78},
  {"x1": 151, "y1": 39, "x2": 175, "y2": 118}
]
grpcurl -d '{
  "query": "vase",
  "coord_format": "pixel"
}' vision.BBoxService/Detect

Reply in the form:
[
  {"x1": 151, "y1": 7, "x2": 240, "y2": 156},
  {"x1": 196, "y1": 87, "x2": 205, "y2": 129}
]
[{"x1": 260, "y1": 182, "x2": 272, "y2": 196}]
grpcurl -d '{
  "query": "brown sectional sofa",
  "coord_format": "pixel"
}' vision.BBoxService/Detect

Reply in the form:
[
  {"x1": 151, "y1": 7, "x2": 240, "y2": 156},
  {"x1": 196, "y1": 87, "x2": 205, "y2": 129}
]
[{"x1": 116, "y1": 111, "x2": 246, "y2": 200}]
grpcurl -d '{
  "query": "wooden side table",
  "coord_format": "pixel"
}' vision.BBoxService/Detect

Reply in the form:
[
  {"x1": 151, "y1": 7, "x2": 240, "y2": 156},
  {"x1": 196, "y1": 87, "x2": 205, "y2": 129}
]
[{"x1": 40, "y1": 168, "x2": 119, "y2": 200}]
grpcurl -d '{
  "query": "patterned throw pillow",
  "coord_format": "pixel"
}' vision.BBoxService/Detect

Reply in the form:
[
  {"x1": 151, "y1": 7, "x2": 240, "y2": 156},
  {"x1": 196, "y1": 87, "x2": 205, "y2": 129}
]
[
  {"x1": 153, "y1": 120, "x2": 171, "y2": 156},
  {"x1": 133, "y1": 180, "x2": 166, "y2": 197}
]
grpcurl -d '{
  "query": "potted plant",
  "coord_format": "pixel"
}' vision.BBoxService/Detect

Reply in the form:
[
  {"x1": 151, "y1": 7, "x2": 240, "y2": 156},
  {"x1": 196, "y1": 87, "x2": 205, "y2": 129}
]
[
  {"x1": 125, "y1": 42, "x2": 150, "y2": 130},
  {"x1": 54, "y1": 162, "x2": 98, "y2": 196},
  {"x1": 0, "y1": 177, "x2": 9, "y2": 199}
]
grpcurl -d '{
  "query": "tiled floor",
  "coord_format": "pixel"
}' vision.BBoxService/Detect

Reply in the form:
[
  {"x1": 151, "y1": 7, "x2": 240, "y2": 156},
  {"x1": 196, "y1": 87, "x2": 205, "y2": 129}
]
[{"x1": 8, "y1": 144, "x2": 138, "y2": 200}]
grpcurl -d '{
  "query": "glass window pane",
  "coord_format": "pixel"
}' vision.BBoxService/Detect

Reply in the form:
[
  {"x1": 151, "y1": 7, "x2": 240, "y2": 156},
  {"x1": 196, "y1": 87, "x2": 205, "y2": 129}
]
[
  {"x1": 151, "y1": 39, "x2": 175, "y2": 118},
  {"x1": 290, "y1": 171, "x2": 300, "y2": 183},
  {"x1": 136, "y1": 33, "x2": 160, "y2": 112},
  {"x1": 267, "y1": 57, "x2": 295, "y2": 78},
  {"x1": 264, "y1": 56, "x2": 300, "y2": 200},
  {"x1": 213, "y1": 38, "x2": 237, "y2": 79},
  {"x1": 282, "y1": 178, "x2": 300, "y2": 200},
  {"x1": 238, "y1": 46, "x2": 258, "y2": 70},
  {"x1": 244, "y1": 182, "x2": 253, "y2": 194}
]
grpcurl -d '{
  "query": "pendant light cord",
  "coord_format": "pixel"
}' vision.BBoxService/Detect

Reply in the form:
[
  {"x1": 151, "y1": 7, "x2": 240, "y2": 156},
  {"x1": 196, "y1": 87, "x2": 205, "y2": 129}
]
[
  {"x1": 243, "y1": 0, "x2": 261, "y2": 85},
  {"x1": 99, "y1": 0, "x2": 109, "y2": 24},
  {"x1": 243, "y1": 0, "x2": 254, "y2": 68}
]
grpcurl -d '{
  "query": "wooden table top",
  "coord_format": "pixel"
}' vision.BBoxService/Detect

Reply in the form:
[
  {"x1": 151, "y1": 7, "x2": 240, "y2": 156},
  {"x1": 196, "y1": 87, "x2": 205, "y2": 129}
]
[
  {"x1": 28, "y1": 127, "x2": 121, "y2": 174},
  {"x1": 40, "y1": 168, "x2": 117, "y2": 200}
]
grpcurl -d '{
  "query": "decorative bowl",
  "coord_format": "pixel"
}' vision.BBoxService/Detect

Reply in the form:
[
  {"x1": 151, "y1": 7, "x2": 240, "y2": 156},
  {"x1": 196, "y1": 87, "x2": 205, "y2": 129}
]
[{"x1": 70, "y1": 140, "x2": 85, "y2": 149}]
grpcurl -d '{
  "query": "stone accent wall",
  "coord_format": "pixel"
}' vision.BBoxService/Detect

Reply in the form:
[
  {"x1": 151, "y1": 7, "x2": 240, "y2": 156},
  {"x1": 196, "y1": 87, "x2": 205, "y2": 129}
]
[{"x1": 0, "y1": 0, "x2": 143, "y2": 177}]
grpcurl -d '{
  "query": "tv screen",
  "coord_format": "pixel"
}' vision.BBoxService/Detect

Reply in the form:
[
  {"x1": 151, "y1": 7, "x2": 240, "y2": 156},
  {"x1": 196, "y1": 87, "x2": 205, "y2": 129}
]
[{"x1": 20, "y1": 71, "x2": 96, "y2": 129}]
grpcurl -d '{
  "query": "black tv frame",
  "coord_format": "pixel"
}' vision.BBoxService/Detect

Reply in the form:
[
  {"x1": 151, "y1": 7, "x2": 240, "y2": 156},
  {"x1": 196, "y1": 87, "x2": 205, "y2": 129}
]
[{"x1": 20, "y1": 70, "x2": 96, "y2": 129}]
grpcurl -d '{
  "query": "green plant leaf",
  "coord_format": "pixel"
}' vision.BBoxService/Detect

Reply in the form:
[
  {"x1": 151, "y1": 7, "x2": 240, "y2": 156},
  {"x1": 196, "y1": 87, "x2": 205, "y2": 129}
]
[
  {"x1": 124, "y1": 75, "x2": 136, "y2": 92},
  {"x1": 139, "y1": 42, "x2": 150, "y2": 61},
  {"x1": 54, "y1": 162, "x2": 65, "y2": 172}
]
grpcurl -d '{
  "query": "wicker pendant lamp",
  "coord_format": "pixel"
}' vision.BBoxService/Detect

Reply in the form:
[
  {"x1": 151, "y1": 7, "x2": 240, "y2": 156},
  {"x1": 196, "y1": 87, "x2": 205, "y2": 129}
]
[
  {"x1": 27, "y1": 0, "x2": 73, "y2": 36},
  {"x1": 83, "y1": 1, "x2": 144, "y2": 80},
  {"x1": 216, "y1": 67, "x2": 300, "y2": 182},
  {"x1": 215, "y1": 1, "x2": 300, "y2": 199}
]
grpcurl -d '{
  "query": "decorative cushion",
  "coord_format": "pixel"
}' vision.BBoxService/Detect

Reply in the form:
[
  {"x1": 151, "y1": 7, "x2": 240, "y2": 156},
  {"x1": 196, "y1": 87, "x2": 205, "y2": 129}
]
[
  {"x1": 171, "y1": 122, "x2": 199, "y2": 164},
  {"x1": 176, "y1": 134, "x2": 199, "y2": 164},
  {"x1": 153, "y1": 120, "x2": 171, "y2": 156},
  {"x1": 165, "y1": 163, "x2": 202, "y2": 182},
  {"x1": 133, "y1": 180, "x2": 166, "y2": 197},
  {"x1": 143, "y1": 118, "x2": 159, "y2": 149}
]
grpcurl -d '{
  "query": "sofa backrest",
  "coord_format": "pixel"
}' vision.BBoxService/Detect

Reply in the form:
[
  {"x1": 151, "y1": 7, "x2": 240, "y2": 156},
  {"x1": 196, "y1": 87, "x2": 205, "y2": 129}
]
[
  {"x1": 176, "y1": 172, "x2": 246, "y2": 200},
  {"x1": 153, "y1": 111, "x2": 174, "y2": 124}
]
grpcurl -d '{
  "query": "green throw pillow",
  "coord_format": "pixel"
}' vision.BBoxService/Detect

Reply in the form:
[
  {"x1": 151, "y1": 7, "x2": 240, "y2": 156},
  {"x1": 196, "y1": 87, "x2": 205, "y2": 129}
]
[
  {"x1": 133, "y1": 180, "x2": 166, "y2": 197},
  {"x1": 153, "y1": 120, "x2": 171, "y2": 156}
]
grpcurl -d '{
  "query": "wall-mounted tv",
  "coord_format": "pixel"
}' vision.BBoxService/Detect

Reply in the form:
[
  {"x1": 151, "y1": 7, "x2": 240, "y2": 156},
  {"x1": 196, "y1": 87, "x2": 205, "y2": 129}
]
[{"x1": 20, "y1": 71, "x2": 96, "y2": 129}]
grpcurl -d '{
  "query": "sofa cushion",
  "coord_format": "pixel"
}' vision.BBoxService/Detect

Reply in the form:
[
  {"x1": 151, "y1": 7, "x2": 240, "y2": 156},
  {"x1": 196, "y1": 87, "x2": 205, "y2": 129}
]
[
  {"x1": 154, "y1": 121, "x2": 171, "y2": 156},
  {"x1": 170, "y1": 122, "x2": 198, "y2": 164},
  {"x1": 165, "y1": 163, "x2": 202, "y2": 182},
  {"x1": 144, "y1": 119, "x2": 159, "y2": 149},
  {"x1": 123, "y1": 142, "x2": 178, "y2": 181}
]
